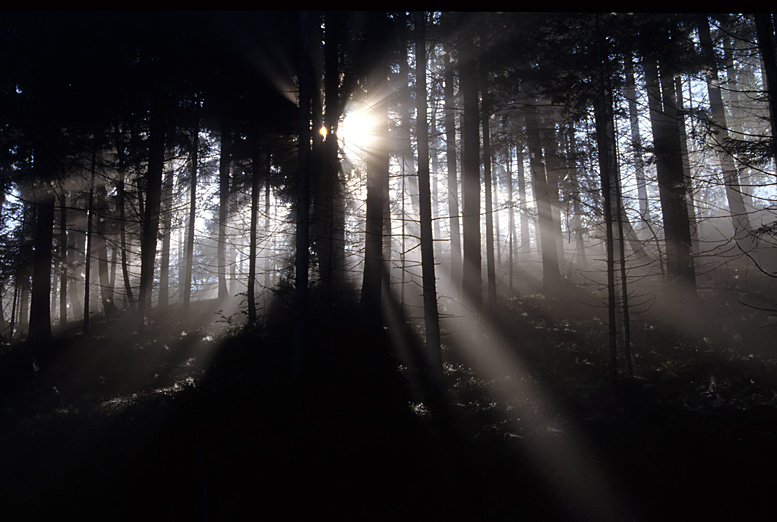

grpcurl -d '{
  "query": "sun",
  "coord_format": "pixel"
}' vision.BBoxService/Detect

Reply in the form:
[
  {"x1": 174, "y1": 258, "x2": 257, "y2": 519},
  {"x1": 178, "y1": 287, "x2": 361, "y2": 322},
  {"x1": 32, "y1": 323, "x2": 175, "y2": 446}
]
[{"x1": 338, "y1": 101, "x2": 379, "y2": 160}]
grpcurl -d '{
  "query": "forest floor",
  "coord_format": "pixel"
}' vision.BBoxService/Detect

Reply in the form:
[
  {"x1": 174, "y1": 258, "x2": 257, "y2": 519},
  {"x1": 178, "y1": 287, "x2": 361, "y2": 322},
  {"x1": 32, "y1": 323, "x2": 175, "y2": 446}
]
[{"x1": 2, "y1": 281, "x2": 777, "y2": 521}]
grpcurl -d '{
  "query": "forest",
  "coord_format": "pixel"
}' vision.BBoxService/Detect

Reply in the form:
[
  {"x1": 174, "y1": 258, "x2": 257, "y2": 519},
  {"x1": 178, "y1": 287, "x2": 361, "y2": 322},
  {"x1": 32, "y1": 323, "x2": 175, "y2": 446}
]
[{"x1": 1, "y1": 10, "x2": 777, "y2": 521}]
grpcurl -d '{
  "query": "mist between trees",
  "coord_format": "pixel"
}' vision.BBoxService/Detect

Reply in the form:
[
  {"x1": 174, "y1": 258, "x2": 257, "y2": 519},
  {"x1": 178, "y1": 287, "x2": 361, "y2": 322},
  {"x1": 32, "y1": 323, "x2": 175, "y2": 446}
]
[{"x1": 1, "y1": 11, "x2": 776, "y2": 390}]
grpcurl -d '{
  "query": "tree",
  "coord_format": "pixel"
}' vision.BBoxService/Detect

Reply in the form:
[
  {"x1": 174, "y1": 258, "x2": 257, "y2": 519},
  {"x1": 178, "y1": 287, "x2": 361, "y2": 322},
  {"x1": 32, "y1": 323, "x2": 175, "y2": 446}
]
[
  {"x1": 641, "y1": 23, "x2": 697, "y2": 296},
  {"x1": 138, "y1": 91, "x2": 167, "y2": 326},
  {"x1": 458, "y1": 17, "x2": 483, "y2": 309},
  {"x1": 480, "y1": 61, "x2": 497, "y2": 307},
  {"x1": 247, "y1": 141, "x2": 263, "y2": 326},
  {"x1": 415, "y1": 12, "x2": 443, "y2": 387},
  {"x1": 525, "y1": 108, "x2": 562, "y2": 292},
  {"x1": 754, "y1": 14, "x2": 777, "y2": 162},
  {"x1": 182, "y1": 99, "x2": 199, "y2": 314},
  {"x1": 217, "y1": 117, "x2": 232, "y2": 302},
  {"x1": 443, "y1": 39, "x2": 462, "y2": 289},
  {"x1": 697, "y1": 14, "x2": 753, "y2": 245},
  {"x1": 293, "y1": 10, "x2": 312, "y2": 384},
  {"x1": 360, "y1": 13, "x2": 391, "y2": 331}
]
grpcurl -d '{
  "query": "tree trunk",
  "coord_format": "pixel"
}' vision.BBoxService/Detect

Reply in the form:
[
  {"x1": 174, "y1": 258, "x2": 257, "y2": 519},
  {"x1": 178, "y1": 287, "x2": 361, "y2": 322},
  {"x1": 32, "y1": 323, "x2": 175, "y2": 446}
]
[
  {"x1": 459, "y1": 22, "x2": 482, "y2": 309},
  {"x1": 415, "y1": 12, "x2": 443, "y2": 387},
  {"x1": 293, "y1": 10, "x2": 312, "y2": 383},
  {"x1": 182, "y1": 105, "x2": 198, "y2": 314},
  {"x1": 517, "y1": 149, "x2": 530, "y2": 256},
  {"x1": 564, "y1": 126, "x2": 588, "y2": 269},
  {"x1": 67, "y1": 205, "x2": 83, "y2": 320},
  {"x1": 506, "y1": 143, "x2": 515, "y2": 288},
  {"x1": 643, "y1": 50, "x2": 697, "y2": 296},
  {"x1": 593, "y1": 21, "x2": 620, "y2": 399},
  {"x1": 248, "y1": 142, "x2": 261, "y2": 325},
  {"x1": 138, "y1": 93, "x2": 167, "y2": 324},
  {"x1": 28, "y1": 180, "x2": 55, "y2": 349},
  {"x1": 444, "y1": 44, "x2": 462, "y2": 290},
  {"x1": 84, "y1": 145, "x2": 96, "y2": 330},
  {"x1": 697, "y1": 15, "x2": 753, "y2": 245},
  {"x1": 481, "y1": 68, "x2": 497, "y2": 307},
  {"x1": 625, "y1": 53, "x2": 650, "y2": 228},
  {"x1": 158, "y1": 166, "x2": 174, "y2": 308},
  {"x1": 525, "y1": 109, "x2": 561, "y2": 292},
  {"x1": 543, "y1": 124, "x2": 567, "y2": 274},
  {"x1": 217, "y1": 118, "x2": 231, "y2": 301},
  {"x1": 95, "y1": 160, "x2": 118, "y2": 316},
  {"x1": 755, "y1": 14, "x2": 777, "y2": 162},
  {"x1": 360, "y1": 19, "x2": 389, "y2": 331},
  {"x1": 59, "y1": 192, "x2": 67, "y2": 325}
]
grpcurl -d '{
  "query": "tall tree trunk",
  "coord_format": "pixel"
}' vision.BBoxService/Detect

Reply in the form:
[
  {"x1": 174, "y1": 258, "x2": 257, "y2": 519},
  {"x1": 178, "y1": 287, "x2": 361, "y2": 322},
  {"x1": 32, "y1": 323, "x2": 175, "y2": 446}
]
[
  {"x1": 724, "y1": 33, "x2": 756, "y2": 209},
  {"x1": 318, "y1": 11, "x2": 346, "y2": 303},
  {"x1": 59, "y1": 192, "x2": 67, "y2": 325},
  {"x1": 593, "y1": 20, "x2": 620, "y2": 399},
  {"x1": 158, "y1": 167, "x2": 173, "y2": 308},
  {"x1": 217, "y1": 118, "x2": 231, "y2": 301},
  {"x1": 543, "y1": 123, "x2": 567, "y2": 274},
  {"x1": 674, "y1": 76, "x2": 701, "y2": 257},
  {"x1": 481, "y1": 68, "x2": 497, "y2": 307},
  {"x1": 697, "y1": 15, "x2": 753, "y2": 245},
  {"x1": 459, "y1": 21, "x2": 482, "y2": 309},
  {"x1": 643, "y1": 50, "x2": 697, "y2": 296},
  {"x1": 264, "y1": 173, "x2": 271, "y2": 292},
  {"x1": 506, "y1": 143, "x2": 515, "y2": 289},
  {"x1": 28, "y1": 180, "x2": 55, "y2": 349},
  {"x1": 84, "y1": 145, "x2": 96, "y2": 330},
  {"x1": 415, "y1": 12, "x2": 443, "y2": 387},
  {"x1": 117, "y1": 170, "x2": 134, "y2": 308},
  {"x1": 138, "y1": 93, "x2": 167, "y2": 324},
  {"x1": 248, "y1": 142, "x2": 261, "y2": 325},
  {"x1": 444, "y1": 43, "x2": 462, "y2": 290},
  {"x1": 625, "y1": 53, "x2": 650, "y2": 228},
  {"x1": 95, "y1": 158, "x2": 118, "y2": 316},
  {"x1": 564, "y1": 125, "x2": 588, "y2": 269},
  {"x1": 67, "y1": 206, "x2": 83, "y2": 320},
  {"x1": 525, "y1": 109, "x2": 561, "y2": 292},
  {"x1": 294, "y1": 11, "x2": 313, "y2": 383},
  {"x1": 360, "y1": 17, "x2": 389, "y2": 331},
  {"x1": 517, "y1": 148, "x2": 530, "y2": 256},
  {"x1": 182, "y1": 106, "x2": 198, "y2": 314},
  {"x1": 755, "y1": 14, "x2": 777, "y2": 162}
]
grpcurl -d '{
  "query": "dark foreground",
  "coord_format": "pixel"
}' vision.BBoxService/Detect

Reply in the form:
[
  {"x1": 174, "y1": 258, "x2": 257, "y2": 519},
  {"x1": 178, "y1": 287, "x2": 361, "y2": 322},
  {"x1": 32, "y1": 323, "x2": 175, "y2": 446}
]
[{"x1": 2, "y1": 288, "x2": 777, "y2": 521}]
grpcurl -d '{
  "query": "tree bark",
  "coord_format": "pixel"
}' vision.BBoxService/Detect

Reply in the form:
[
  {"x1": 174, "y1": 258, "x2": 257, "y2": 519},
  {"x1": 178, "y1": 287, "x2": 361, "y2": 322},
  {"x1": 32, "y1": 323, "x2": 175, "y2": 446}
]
[
  {"x1": 182, "y1": 105, "x2": 198, "y2": 314},
  {"x1": 525, "y1": 109, "x2": 561, "y2": 292},
  {"x1": 755, "y1": 14, "x2": 777, "y2": 162},
  {"x1": 360, "y1": 18, "x2": 389, "y2": 331},
  {"x1": 157, "y1": 166, "x2": 173, "y2": 308},
  {"x1": 217, "y1": 118, "x2": 231, "y2": 301},
  {"x1": 59, "y1": 192, "x2": 67, "y2": 325},
  {"x1": 444, "y1": 43, "x2": 462, "y2": 290},
  {"x1": 517, "y1": 148, "x2": 530, "y2": 256},
  {"x1": 459, "y1": 21, "x2": 482, "y2": 309},
  {"x1": 415, "y1": 12, "x2": 443, "y2": 387},
  {"x1": 138, "y1": 93, "x2": 167, "y2": 324},
  {"x1": 624, "y1": 53, "x2": 650, "y2": 228},
  {"x1": 481, "y1": 68, "x2": 497, "y2": 307},
  {"x1": 248, "y1": 142, "x2": 261, "y2": 325},
  {"x1": 28, "y1": 180, "x2": 55, "y2": 348},
  {"x1": 293, "y1": 10, "x2": 312, "y2": 384},
  {"x1": 697, "y1": 15, "x2": 753, "y2": 244},
  {"x1": 95, "y1": 156, "x2": 118, "y2": 316},
  {"x1": 593, "y1": 20, "x2": 621, "y2": 398},
  {"x1": 506, "y1": 143, "x2": 515, "y2": 288},
  {"x1": 643, "y1": 50, "x2": 697, "y2": 296}
]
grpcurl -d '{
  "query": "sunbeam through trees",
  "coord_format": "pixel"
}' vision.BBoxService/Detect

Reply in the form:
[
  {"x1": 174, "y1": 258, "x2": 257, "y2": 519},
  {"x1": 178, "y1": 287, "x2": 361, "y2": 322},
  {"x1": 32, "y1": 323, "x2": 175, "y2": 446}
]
[{"x1": 1, "y1": 10, "x2": 777, "y2": 521}]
